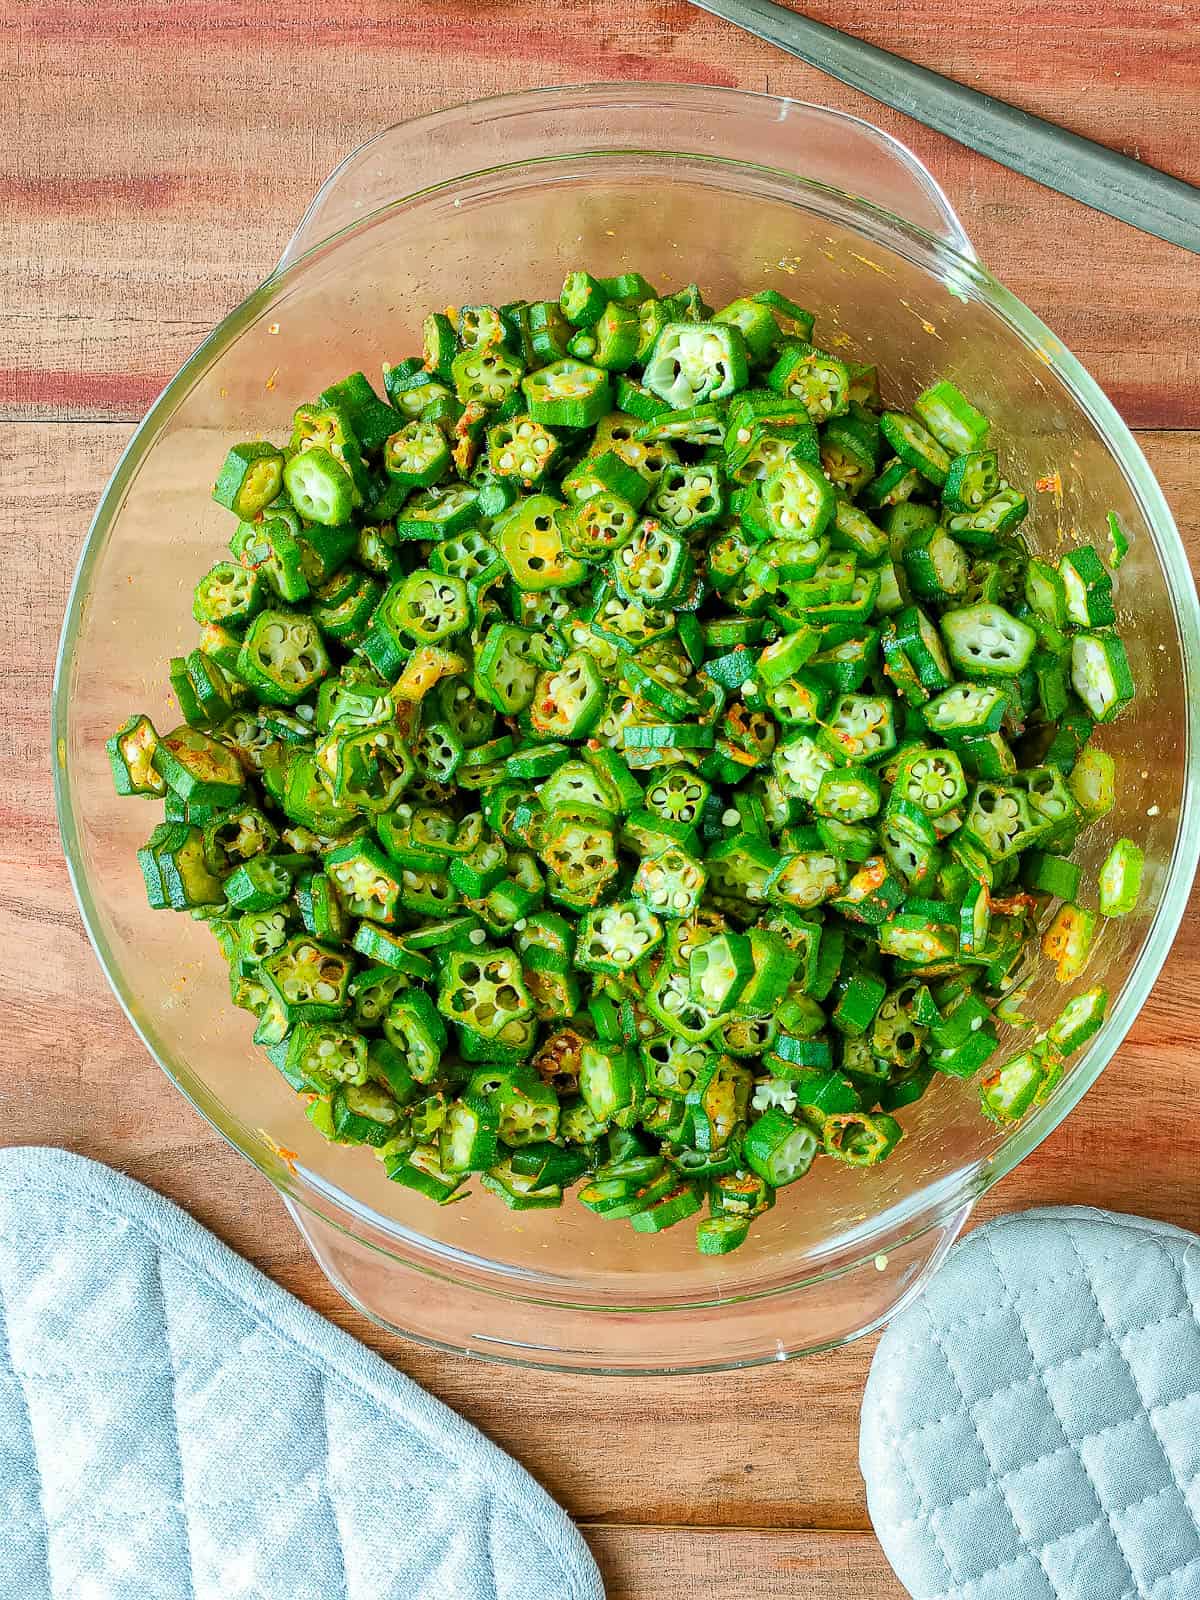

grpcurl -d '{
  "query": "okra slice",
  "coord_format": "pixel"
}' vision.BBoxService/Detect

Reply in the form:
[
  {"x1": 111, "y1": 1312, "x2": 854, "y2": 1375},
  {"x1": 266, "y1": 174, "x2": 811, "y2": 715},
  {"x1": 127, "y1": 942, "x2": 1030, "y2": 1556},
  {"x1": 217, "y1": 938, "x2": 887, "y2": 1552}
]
[
  {"x1": 451, "y1": 345, "x2": 525, "y2": 408},
  {"x1": 459, "y1": 303, "x2": 515, "y2": 352},
  {"x1": 823, "y1": 1111, "x2": 902, "y2": 1166},
  {"x1": 714, "y1": 294, "x2": 780, "y2": 359},
  {"x1": 947, "y1": 487, "x2": 1027, "y2": 543},
  {"x1": 649, "y1": 462, "x2": 728, "y2": 533},
  {"x1": 382, "y1": 993, "x2": 448, "y2": 1084},
  {"x1": 696, "y1": 1215, "x2": 751, "y2": 1255},
  {"x1": 761, "y1": 454, "x2": 835, "y2": 541},
  {"x1": 539, "y1": 812, "x2": 618, "y2": 905},
  {"x1": 965, "y1": 783, "x2": 1043, "y2": 860},
  {"x1": 1042, "y1": 902, "x2": 1098, "y2": 983},
  {"x1": 633, "y1": 847, "x2": 707, "y2": 920},
  {"x1": 325, "y1": 836, "x2": 403, "y2": 923},
  {"x1": 277, "y1": 1023, "x2": 369, "y2": 1095},
  {"x1": 1024, "y1": 557, "x2": 1067, "y2": 630},
  {"x1": 767, "y1": 850, "x2": 844, "y2": 911},
  {"x1": 562, "y1": 491, "x2": 639, "y2": 561},
  {"x1": 820, "y1": 408, "x2": 880, "y2": 492},
  {"x1": 688, "y1": 931, "x2": 754, "y2": 1014},
  {"x1": 495, "y1": 495, "x2": 585, "y2": 591},
  {"x1": 139, "y1": 822, "x2": 224, "y2": 911},
  {"x1": 941, "y1": 603, "x2": 1036, "y2": 679},
  {"x1": 1098, "y1": 838, "x2": 1144, "y2": 916},
  {"x1": 643, "y1": 963, "x2": 723, "y2": 1044},
  {"x1": 1046, "y1": 986, "x2": 1108, "y2": 1055},
  {"x1": 683, "y1": 1055, "x2": 751, "y2": 1153},
  {"x1": 281, "y1": 448, "x2": 353, "y2": 527},
  {"x1": 892, "y1": 748, "x2": 966, "y2": 819},
  {"x1": 980, "y1": 1051, "x2": 1045, "y2": 1124},
  {"x1": 643, "y1": 322, "x2": 748, "y2": 408},
  {"x1": 386, "y1": 570, "x2": 470, "y2": 644},
  {"x1": 942, "y1": 449, "x2": 1000, "y2": 514},
  {"x1": 291, "y1": 397, "x2": 371, "y2": 496},
  {"x1": 1067, "y1": 747, "x2": 1116, "y2": 820},
  {"x1": 559, "y1": 270, "x2": 608, "y2": 328},
  {"x1": 644, "y1": 768, "x2": 709, "y2": 827},
  {"x1": 530, "y1": 651, "x2": 606, "y2": 739},
  {"x1": 743, "y1": 1109, "x2": 819, "y2": 1186},
  {"x1": 237, "y1": 611, "x2": 330, "y2": 706},
  {"x1": 902, "y1": 525, "x2": 969, "y2": 603},
  {"x1": 710, "y1": 1170, "x2": 775, "y2": 1221},
  {"x1": 767, "y1": 341, "x2": 850, "y2": 421},
  {"x1": 261, "y1": 936, "x2": 353, "y2": 1025},
  {"x1": 820, "y1": 694, "x2": 897, "y2": 764},
  {"x1": 212, "y1": 441, "x2": 284, "y2": 519},
  {"x1": 193, "y1": 561, "x2": 266, "y2": 631},
  {"x1": 581, "y1": 300, "x2": 640, "y2": 372},
  {"x1": 394, "y1": 646, "x2": 467, "y2": 705},
  {"x1": 395, "y1": 484, "x2": 480, "y2": 543},
  {"x1": 1070, "y1": 631, "x2": 1135, "y2": 723},
  {"x1": 1106, "y1": 512, "x2": 1131, "y2": 569},
  {"x1": 153, "y1": 726, "x2": 245, "y2": 808},
  {"x1": 486, "y1": 413, "x2": 561, "y2": 487},
  {"x1": 383, "y1": 420, "x2": 451, "y2": 488},
  {"x1": 923, "y1": 682, "x2": 1007, "y2": 738},
  {"x1": 385, "y1": 1143, "x2": 465, "y2": 1203},
  {"x1": 579, "y1": 1042, "x2": 645, "y2": 1127},
  {"x1": 913, "y1": 381, "x2": 989, "y2": 454},
  {"x1": 641, "y1": 1034, "x2": 712, "y2": 1099},
  {"x1": 563, "y1": 448, "x2": 651, "y2": 509},
  {"x1": 438, "y1": 1098, "x2": 500, "y2": 1175},
  {"x1": 479, "y1": 1160, "x2": 563, "y2": 1210},
  {"x1": 576, "y1": 900, "x2": 663, "y2": 975},
  {"x1": 315, "y1": 726, "x2": 412, "y2": 813},
  {"x1": 108, "y1": 715, "x2": 167, "y2": 798},
  {"x1": 483, "y1": 1070, "x2": 560, "y2": 1146},
  {"x1": 223, "y1": 857, "x2": 292, "y2": 913},
  {"x1": 772, "y1": 731, "x2": 835, "y2": 803},
  {"x1": 521, "y1": 358, "x2": 611, "y2": 428},
  {"x1": 613, "y1": 522, "x2": 694, "y2": 608},
  {"x1": 1060, "y1": 545, "x2": 1115, "y2": 628},
  {"x1": 437, "y1": 947, "x2": 534, "y2": 1046}
]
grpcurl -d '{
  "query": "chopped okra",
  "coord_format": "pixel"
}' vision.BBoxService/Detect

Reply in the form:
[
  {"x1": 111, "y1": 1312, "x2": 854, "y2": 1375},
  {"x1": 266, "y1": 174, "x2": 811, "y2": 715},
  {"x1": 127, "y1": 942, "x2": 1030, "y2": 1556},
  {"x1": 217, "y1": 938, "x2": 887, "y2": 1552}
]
[{"x1": 110, "y1": 273, "x2": 1142, "y2": 1254}]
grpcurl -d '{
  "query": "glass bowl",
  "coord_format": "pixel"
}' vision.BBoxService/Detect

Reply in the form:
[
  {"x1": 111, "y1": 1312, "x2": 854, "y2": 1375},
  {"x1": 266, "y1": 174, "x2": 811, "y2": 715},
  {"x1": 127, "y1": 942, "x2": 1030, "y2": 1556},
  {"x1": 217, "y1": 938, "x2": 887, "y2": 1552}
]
[{"x1": 54, "y1": 84, "x2": 1200, "y2": 1373}]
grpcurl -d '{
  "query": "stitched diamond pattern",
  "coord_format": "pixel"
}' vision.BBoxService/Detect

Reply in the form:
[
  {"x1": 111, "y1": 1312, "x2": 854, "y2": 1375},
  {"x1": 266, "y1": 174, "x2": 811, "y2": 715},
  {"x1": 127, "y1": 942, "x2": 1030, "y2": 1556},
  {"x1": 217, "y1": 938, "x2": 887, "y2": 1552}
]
[
  {"x1": 0, "y1": 1148, "x2": 604, "y2": 1600},
  {"x1": 861, "y1": 1208, "x2": 1200, "y2": 1600}
]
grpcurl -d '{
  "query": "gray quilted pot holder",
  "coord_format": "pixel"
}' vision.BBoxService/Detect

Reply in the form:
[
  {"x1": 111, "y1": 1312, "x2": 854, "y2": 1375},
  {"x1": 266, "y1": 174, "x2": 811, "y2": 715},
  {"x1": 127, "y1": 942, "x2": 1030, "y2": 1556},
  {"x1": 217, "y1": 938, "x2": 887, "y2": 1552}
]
[
  {"x1": 861, "y1": 1206, "x2": 1200, "y2": 1599},
  {"x1": 0, "y1": 1145, "x2": 604, "y2": 1600}
]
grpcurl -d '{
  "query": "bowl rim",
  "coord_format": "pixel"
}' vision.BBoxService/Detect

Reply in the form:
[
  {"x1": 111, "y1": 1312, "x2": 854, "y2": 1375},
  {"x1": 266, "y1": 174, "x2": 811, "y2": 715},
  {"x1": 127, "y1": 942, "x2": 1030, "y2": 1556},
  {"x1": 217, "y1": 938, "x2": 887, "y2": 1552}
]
[
  {"x1": 53, "y1": 81, "x2": 1200, "y2": 1344},
  {"x1": 282, "y1": 81, "x2": 980, "y2": 268}
]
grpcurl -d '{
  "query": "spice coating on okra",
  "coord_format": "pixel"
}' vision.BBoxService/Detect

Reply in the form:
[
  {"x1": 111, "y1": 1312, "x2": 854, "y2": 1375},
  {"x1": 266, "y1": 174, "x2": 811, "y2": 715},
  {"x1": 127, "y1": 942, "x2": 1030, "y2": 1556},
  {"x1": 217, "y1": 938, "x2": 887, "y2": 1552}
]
[{"x1": 108, "y1": 272, "x2": 1138, "y2": 1245}]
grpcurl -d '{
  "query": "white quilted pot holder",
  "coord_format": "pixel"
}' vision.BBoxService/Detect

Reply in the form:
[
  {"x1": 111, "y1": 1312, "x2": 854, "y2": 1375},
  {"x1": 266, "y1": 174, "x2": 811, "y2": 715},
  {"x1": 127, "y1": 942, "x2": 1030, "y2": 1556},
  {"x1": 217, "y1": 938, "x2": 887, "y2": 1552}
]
[
  {"x1": 0, "y1": 1145, "x2": 604, "y2": 1600},
  {"x1": 861, "y1": 1207, "x2": 1200, "y2": 1600}
]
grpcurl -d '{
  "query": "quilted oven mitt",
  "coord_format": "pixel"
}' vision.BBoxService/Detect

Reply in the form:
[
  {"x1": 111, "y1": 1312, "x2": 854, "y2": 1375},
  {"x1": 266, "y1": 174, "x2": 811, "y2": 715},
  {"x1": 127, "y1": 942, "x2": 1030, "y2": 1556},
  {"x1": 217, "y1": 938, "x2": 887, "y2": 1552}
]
[
  {"x1": 0, "y1": 1145, "x2": 604, "y2": 1600},
  {"x1": 861, "y1": 1207, "x2": 1200, "y2": 1600}
]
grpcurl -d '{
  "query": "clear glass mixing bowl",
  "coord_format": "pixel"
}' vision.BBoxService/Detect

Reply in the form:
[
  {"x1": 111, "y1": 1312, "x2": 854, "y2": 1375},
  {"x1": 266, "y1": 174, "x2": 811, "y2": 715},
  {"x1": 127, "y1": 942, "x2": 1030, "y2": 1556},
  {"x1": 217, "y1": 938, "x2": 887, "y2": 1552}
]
[{"x1": 54, "y1": 85, "x2": 1200, "y2": 1373}]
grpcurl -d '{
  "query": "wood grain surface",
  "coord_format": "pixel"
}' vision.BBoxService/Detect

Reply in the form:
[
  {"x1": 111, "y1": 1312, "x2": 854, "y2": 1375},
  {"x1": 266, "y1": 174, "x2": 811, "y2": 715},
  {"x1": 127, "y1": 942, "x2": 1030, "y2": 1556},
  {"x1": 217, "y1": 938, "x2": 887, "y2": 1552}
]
[{"x1": 6, "y1": 3, "x2": 1197, "y2": 1594}]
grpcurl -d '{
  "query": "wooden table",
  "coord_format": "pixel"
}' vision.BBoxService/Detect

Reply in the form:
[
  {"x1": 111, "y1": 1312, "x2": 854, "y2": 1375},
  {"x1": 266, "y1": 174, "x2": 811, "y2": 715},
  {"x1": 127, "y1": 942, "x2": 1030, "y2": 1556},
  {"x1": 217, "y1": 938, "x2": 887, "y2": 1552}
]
[{"x1": 6, "y1": 5, "x2": 1198, "y2": 1594}]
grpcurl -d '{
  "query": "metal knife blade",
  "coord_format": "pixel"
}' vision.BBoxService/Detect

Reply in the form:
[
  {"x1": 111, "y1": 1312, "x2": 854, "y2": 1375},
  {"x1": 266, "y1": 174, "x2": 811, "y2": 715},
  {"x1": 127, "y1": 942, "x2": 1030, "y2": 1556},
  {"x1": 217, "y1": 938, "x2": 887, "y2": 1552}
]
[{"x1": 688, "y1": 0, "x2": 1200, "y2": 254}]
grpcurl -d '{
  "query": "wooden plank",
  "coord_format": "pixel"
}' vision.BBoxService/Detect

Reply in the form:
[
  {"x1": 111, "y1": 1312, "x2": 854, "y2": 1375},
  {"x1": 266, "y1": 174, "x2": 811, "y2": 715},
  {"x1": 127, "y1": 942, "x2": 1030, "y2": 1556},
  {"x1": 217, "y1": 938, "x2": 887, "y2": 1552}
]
[
  {"x1": 6, "y1": 2, "x2": 1198, "y2": 427},
  {"x1": 582, "y1": 1525, "x2": 904, "y2": 1599}
]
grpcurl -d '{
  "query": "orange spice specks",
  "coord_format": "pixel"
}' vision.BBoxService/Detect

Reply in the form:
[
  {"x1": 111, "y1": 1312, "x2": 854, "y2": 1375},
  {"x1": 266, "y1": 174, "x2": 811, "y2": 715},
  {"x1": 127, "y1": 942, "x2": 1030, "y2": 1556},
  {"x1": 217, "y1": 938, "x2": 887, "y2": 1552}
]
[{"x1": 258, "y1": 1130, "x2": 299, "y2": 1173}]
